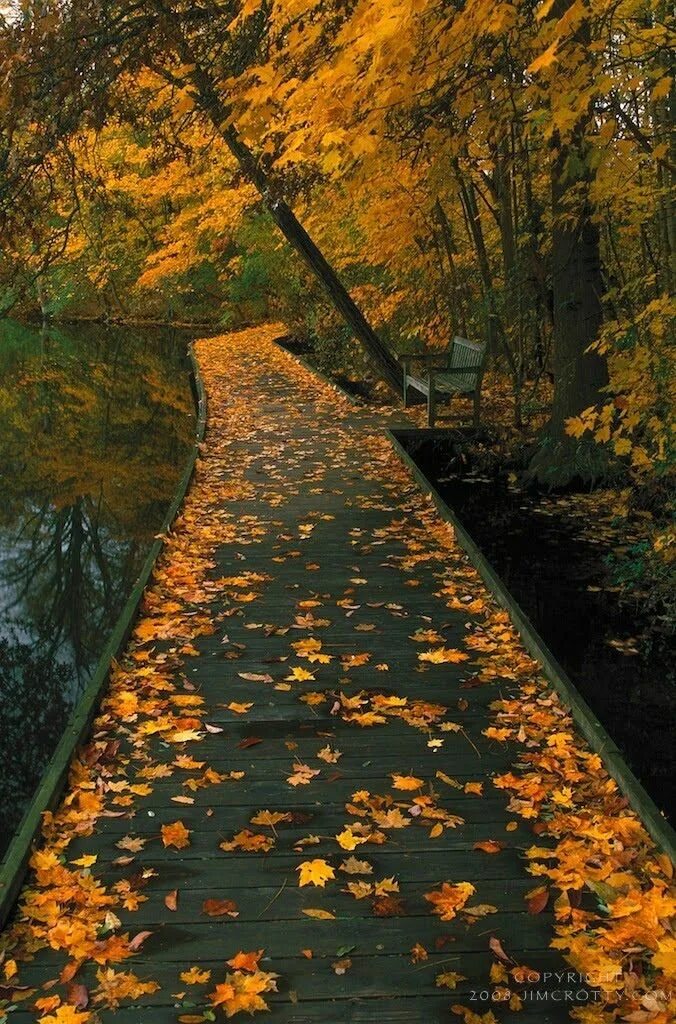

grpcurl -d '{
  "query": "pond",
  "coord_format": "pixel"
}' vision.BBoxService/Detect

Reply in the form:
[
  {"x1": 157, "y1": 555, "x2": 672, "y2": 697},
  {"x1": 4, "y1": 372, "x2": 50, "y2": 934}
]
[
  {"x1": 0, "y1": 320, "x2": 196, "y2": 859},
  {"x1": 403, "y1": 433, "x2": 675, "y2": 826}
]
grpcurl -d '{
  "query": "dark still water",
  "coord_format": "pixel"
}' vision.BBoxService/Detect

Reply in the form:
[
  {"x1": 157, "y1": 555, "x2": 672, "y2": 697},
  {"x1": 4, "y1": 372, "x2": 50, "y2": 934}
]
[
  {"x1": 403, "y1": 433, "x2": 675, "y2": 826},
  {"x1": 0, "y1": 321, "x2": 196, "y2": 857}
]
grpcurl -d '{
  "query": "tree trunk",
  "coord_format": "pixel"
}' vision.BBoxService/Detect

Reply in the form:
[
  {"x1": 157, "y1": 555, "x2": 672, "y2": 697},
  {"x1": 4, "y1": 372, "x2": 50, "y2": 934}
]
[
  {"x1": 528, "y1": 143, "x2": 608, "y2": 483},
  {"x1": 548, "y1": 146, "x2": 607, "y2": 437},
  {"x1": 433, "y1": 198, "x2": 468, "y2": 337},
  {"x1": 456, "y1": 171, "x2": 501, "y2": 356},
  {"x1": 189, "y1": 65, "x2": 402, "y2": 395},
  {"x1": 528, "y1": 2, "x2": 608, "y2": 485}
]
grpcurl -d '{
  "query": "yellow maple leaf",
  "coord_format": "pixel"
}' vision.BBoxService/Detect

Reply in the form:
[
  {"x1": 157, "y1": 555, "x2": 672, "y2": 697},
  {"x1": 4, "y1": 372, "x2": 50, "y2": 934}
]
[
  {"x1": 227, "y1": 702, "x2": 253, "y2": 714},
  {"x1": 297, "y1": 859, "x2": 336, "y2": 887},
  {"x1": 418, "y1": 647, "x2": 469, "y2": 664},
  {"x1": 317, "y1": 745, "x2": 342, "y2": 763},
  {"x1": 287, "y1": 763, "x2": 320, "y2": 786},
  {"x1": 299, "y1": 691, "x2": 326, "y2": 706},
  {"x1": 346, "y1": 880, "x2": 373, "y2": 899},
  {"x1": 335, "y1": 827, "x2": 368, "y2": 851},
  {"x1": 250, "y1": 810, "x2": 292, "y2": 827},
  {"x1": 41, "y1": 1009, "x2": 92, "y2": 1024},
  {"x1": 528, "y1": 37, "x2": 560, "y2": 74},
  {"x1": 71, "y1": 854, "x2": 97, "y2": 868},
  {"x1": 339, "y1": 857, "x2": 373, "y2": 875},
  {"x1": 180, "y1": 967, "x2": 212, "y2": 984},
  {"x1": 348, "y1": 711, "x2": 387, "y2": 727},
  {"x1": 286, "y1": 666, "x2": 315, "y2": 681},
  {"x1": 209, "y1": 969, "x2": 278, "y2": 1017},
  {"x1": 371, "y1": 807, "x2": 410, "y2": 828},
  {"x1": 436, "y1": 971, "x2": 467, "y2": 989},
  {"x1": 374, "y1": 877, "x2": 399, "y2": 895},
  {"x1": 220, "y1": 830, "x2": 274, "y2": 853}
]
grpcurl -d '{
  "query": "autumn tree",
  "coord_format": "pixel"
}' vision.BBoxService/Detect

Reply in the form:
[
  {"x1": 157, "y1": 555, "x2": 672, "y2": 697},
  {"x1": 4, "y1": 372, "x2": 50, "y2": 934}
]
[
  {"x1": 0, "y1": 0, "x2": 402, "y2": 390},
  {"x1": 1, "y1": 0, "x2": 672, "y2": 486}
]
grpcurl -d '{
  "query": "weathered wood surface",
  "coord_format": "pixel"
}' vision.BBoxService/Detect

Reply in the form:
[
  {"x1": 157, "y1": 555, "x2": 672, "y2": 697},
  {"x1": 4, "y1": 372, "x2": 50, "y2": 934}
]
[{"x1": 1, "y1": 329, "x2": 600, "y2": 1022}]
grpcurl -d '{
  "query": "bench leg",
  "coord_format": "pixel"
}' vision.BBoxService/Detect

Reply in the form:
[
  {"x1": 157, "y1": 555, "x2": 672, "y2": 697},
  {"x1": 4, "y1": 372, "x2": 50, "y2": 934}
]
[
  {"x1": 473, "y1": 388, "x2": 481, "y2": 427},
  {"x1": 401, "y1": 358, "x2": 410, "y2": 408},
  {"x1": 427, "y1": 370, "x2": 436, "y2": 428}
]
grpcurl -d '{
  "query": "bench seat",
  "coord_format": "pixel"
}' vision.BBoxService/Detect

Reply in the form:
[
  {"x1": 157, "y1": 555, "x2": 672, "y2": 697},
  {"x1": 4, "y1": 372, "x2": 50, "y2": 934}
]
[{"x1": 399, "y1": 336, "x2": 487, "y2": 427}]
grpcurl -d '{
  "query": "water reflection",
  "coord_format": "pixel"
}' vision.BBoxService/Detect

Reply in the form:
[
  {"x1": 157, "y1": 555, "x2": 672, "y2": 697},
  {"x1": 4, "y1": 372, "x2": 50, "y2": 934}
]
[{"x1": 0, "y1": 320, "x2": 195, "y2": 855}]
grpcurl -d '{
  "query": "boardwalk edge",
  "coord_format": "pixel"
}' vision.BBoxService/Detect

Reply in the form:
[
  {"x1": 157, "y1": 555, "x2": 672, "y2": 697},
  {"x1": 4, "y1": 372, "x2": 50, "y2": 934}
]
[
  {"x1": 0, "y1": 344, "x2": 208, "y2": 929},
  {"x1": 387, "y1": 427, "x2": 676, "y2": 865},
  {"x1": 273, "y1": 337, "x2": 361, "y2": 406}
]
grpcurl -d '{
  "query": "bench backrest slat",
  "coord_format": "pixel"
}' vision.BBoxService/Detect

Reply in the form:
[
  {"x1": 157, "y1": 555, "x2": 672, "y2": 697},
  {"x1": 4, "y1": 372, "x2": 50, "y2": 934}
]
[
  {"x1": 450, "y1": 336, "x2": 485, "y2": 363},
  {"x1": 447, "y1": 337, "x2": 486, "y2": 384}
]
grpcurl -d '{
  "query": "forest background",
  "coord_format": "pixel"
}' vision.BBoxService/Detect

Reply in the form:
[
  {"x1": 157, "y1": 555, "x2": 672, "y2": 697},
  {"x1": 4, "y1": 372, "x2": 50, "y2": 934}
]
[{"x1": 0, "y1": 0, "x2": 673, "y2": 610}]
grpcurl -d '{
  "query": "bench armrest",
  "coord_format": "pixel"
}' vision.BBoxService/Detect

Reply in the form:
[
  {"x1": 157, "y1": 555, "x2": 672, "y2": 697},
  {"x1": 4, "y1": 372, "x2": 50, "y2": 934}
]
[
  {"x1": 436, "y1": 366, "x2": 484, "y2": 374},
  {"x1": 398, "y1": 351, "x2": 448, "y2": 364}
]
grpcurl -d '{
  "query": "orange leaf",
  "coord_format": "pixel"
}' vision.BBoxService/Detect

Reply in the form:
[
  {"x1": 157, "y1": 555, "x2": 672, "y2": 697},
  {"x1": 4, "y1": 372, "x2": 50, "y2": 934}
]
[
  {"x1": 161, "y1": 821, "x2": 191, "y2": 850},
  {"x1": 202, "y1": 898, "x2": 238, "y2": 917},
  {"x1": 391, "y1": 774, "x2": 424, "y2": 791},
  {"x1": 526, "y1": 886, "x2": 549, "y2": 914},
  {"x1": 164, "y1": 890, "x2": 178, "y2": 911},
  {"x1": 424, "y1": 882, "x2": 475, "y2": 921},
  {"x1": 473, "y1": 840, "x2": 503, "y2": 854},
  {"x1": 227, "y1": 950, "x2": 264, "y2": 972}
]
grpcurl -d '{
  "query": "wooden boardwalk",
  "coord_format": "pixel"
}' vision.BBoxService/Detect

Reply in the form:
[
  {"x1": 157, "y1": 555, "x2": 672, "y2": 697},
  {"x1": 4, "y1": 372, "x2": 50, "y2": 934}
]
[{"x1": 2, "y1": 328, "x2": 640, "y2": 1022}]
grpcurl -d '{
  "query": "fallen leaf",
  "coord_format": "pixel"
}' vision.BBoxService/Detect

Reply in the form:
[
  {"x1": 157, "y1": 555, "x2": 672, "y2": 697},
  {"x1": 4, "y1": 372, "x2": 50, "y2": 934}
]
[
  {"x1": 128, "y1": 930, "x2": 152, "y2": 951},
  {"x1": 436, "y1": 971, "x2": 466, "y2": 990},
  {"x1": 180, "y1": 967, "x2": 212, "y2": 985},
  {"x1": 161, "y1": 821, "x2": 191, "y2": 849},
  {"x1": 525, "y1": 886, "x2": 549, "y2": 914},
  {"x1": 227, "y1": 950, "x2": 264, "y2": 972},
  {"x1": 473, "y1": 840, "x2": 503, "y2": 854},
  {"x1": 391, "y1": 774, "x2": 424, "y2": 791},
  {"x1": 339, "y1": 857, "x2": 373, "y2": 875},
  {"x1": 332, "y1": 958, "x2": 352, "y2": 974},
  {"x1": 164, "y1": 890, "x2": 178, "y2": 911},
  {"x1": 202, "y1": 898, "x2": 239, "y2": 917},
  {"x1": 297, "y1": 860, "x2": 336, "y2": 887},
  {"x1": 424, "y1": 882, "x2": 475, "y2": 921}
]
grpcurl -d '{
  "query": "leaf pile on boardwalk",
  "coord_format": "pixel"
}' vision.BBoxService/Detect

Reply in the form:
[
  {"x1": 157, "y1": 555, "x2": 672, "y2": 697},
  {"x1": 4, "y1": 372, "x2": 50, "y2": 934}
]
[{"x1": 0, "y1": 327, "x2": 674, "y2": 1024}]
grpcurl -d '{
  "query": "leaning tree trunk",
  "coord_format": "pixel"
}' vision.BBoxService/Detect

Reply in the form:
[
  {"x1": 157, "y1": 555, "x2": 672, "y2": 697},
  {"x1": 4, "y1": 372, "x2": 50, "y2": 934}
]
[{"x1": 189, "y1": 66, "x2": 402, "y2": 395}]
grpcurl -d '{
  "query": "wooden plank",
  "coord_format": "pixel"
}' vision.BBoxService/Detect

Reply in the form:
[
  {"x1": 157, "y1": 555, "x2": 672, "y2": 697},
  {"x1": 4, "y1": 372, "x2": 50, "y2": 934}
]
[
  {"x1": 66, "y1": 825, "x2": 537, "y2": 861},
  {"x1": 89, "y1": 878, "x2": 553, "y2": 919},
  {"x1": 11, "y1": 952, "x2": 582, "y2": 1020},
  {"x1": 115, "y1": 753, "x2": 514, "y2": 776},
  {"x1": 5, "y1": 997, "x2": 573, "y2": 1024}
]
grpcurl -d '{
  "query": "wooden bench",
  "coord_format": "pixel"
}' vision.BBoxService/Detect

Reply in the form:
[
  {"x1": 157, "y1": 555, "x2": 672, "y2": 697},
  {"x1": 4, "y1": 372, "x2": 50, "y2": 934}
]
[{"x1": 399, "y1": 336, "x2": 487, "y2": 427}]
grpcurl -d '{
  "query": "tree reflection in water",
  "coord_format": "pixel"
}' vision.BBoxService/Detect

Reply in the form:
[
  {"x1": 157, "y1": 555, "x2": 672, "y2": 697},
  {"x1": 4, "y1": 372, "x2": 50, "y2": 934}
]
[{"x1": 0, "y1": 321, "x2": 195, "y2": 854}]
